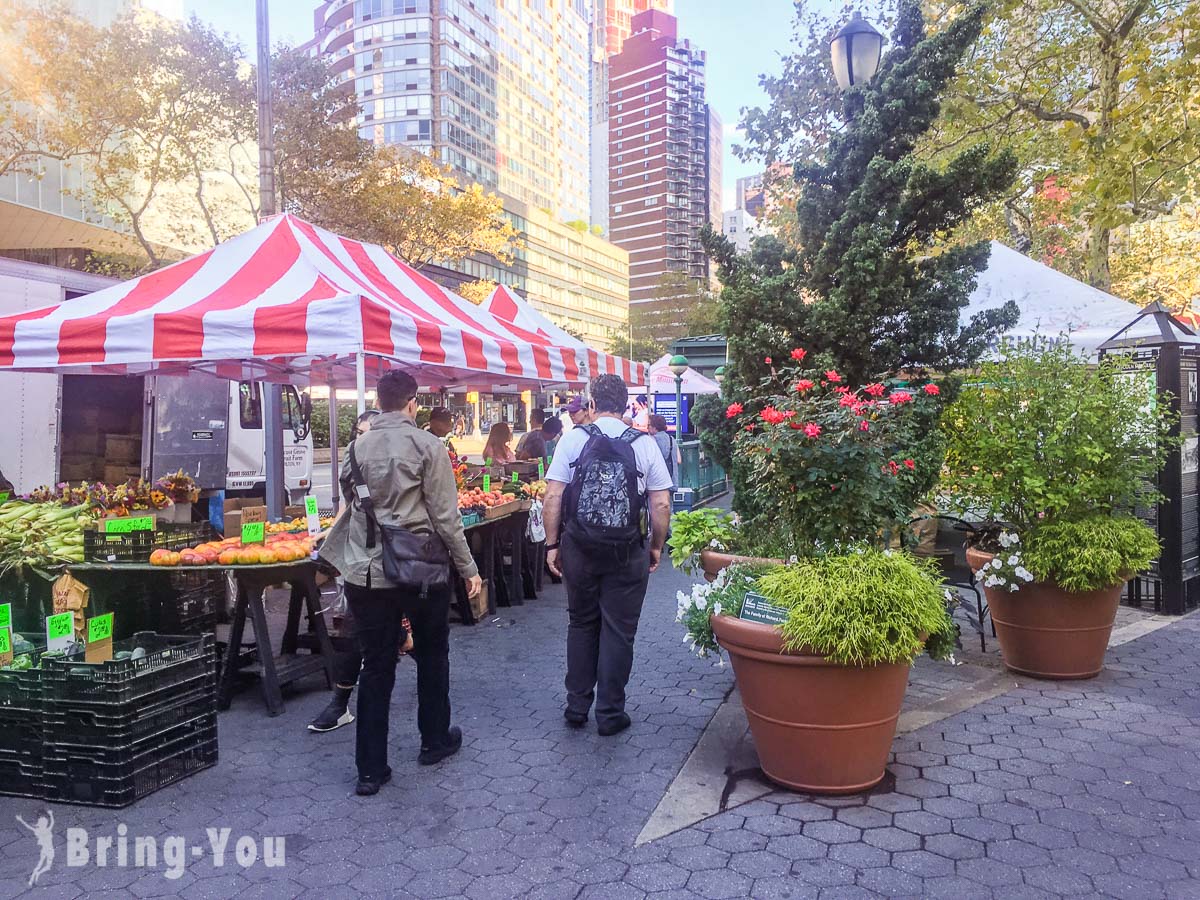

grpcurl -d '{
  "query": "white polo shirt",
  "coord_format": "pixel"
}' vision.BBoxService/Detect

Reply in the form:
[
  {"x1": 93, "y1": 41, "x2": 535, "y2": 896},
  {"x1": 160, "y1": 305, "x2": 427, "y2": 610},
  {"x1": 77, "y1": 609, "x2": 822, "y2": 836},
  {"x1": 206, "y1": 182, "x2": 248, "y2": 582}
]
[{"x1": 546, "y1": 415, "x2": 673, "y2": 495}]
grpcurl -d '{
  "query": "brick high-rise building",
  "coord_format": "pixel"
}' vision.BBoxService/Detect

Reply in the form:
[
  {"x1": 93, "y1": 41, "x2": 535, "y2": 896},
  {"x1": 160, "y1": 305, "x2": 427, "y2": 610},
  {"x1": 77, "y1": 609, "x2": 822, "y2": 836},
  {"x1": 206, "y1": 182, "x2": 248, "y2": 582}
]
[{"x1": 607, "y1": 8, "x2": 720, "y2": 311}]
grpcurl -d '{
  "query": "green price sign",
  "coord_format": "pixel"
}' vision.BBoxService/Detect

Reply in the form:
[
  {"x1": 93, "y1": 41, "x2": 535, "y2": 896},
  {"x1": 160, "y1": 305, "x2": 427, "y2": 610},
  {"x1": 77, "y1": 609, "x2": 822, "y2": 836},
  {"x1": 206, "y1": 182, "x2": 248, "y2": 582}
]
[
  {"x1": 0, "y1": 628, "x2": 10, "y2": 656},
  {"x1": 485, "y1": 457, "x2": 493, "y2": 467},
  {"x1": 0, "y1": 603, "x2": 10, "y2": 631},
  {"x1": 538, "y1": 460, "x2": 544, "y2": 479},
  {"x1": 46, "y1": 612, "x2": 73, "y2": 641},
  {"x1": 482, "y1": 475, "x2": 491, "y2": 493},
  {"x1": 87, "y1": 613, "x2": 114, "y2": 644},
  {"x1": 304, "y1": 495, "x2": 319, "y2": 516},
  {"x1": 0, "y1": 491, "x2": 9, "y2": 505},
  {"x1": 512, "y1": 472, "x2": 519, "y2": 484},
  {"x1": 105, "y1": 515, "x2": 155, "y2": 534},
  {"x1": 241, "y1": 521, "x2": 266, "y2": 545}
]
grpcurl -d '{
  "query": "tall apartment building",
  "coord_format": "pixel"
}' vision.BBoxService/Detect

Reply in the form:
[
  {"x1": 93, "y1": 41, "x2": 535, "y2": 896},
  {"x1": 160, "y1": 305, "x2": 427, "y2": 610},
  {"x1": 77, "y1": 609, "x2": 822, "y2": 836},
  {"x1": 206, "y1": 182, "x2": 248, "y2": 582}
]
[
  {"x1": 607, "y1": 8, "x2": 720, "y2": 308},
  {"x1": 310, "y1": 0, "x2": 629, "y2": 344},
  {"x1": 589, "y1": 0, "x2": 671, "y2": 232}
]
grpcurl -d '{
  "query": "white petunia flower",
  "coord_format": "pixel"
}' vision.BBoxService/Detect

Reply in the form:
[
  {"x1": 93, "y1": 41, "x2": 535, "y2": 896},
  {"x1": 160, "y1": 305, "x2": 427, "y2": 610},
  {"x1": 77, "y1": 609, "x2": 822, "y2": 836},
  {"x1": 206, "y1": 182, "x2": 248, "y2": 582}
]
[
  {"x1": 1007, "y1": 555, "x2": 1019, "y2": 566},
  {"x1": 1009, "y1": 584, "x2": 1018, "y2": 592},
  {"x1": 991, "y1": 558, "x2": 1002, "y2": 570}
]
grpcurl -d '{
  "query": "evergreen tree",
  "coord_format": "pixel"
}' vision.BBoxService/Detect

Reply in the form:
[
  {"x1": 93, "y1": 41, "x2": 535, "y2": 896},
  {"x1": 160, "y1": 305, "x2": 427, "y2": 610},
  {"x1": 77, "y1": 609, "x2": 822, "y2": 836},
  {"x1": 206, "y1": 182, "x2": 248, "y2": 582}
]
[{"x1": 711, "y1": 1, "x2": 1019, "y2": 388}]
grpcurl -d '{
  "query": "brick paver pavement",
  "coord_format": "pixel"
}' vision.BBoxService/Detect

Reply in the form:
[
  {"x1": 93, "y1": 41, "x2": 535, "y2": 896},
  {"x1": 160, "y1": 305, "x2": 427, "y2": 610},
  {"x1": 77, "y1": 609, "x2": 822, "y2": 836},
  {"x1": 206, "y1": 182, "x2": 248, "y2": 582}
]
[{"x1": 2, "y1": 555, "x2": 1199, "y2": 899}]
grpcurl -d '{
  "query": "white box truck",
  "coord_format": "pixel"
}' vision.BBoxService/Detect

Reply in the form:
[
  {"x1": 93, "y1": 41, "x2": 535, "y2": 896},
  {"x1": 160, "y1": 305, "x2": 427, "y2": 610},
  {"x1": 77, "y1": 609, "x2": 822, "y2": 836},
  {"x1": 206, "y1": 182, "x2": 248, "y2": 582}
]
[{"x1": 0, "y1": 257, "x2": 313, "y2": 500}]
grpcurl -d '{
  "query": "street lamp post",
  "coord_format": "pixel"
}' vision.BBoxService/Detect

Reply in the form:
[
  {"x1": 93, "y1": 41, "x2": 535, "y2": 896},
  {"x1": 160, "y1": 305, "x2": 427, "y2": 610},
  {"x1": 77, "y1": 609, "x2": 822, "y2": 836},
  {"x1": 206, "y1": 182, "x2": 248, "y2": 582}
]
[
  {"x1": 830, "y1": 11, "x2": 884, "y2": 90},
  {"x1": 669, "y1": 355, "x2": 689, "y2": 437},
  {"x1": 714, "y1": 365, "x2": 726, "y2": 386}
]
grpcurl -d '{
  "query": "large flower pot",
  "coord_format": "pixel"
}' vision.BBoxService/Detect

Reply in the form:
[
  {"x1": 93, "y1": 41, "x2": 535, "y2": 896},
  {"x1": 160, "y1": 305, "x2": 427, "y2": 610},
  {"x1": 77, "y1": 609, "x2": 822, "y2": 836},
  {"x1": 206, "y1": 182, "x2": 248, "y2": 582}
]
[
  {"x1": 967, "y1": 547, "x2": 1122, "y2": 680},
  {"x1": 711, "y1": 614, "x2": 910, "y2": 794},
  {"x1": 699, "y1": 549, "x2": 783, "y2": 582}
]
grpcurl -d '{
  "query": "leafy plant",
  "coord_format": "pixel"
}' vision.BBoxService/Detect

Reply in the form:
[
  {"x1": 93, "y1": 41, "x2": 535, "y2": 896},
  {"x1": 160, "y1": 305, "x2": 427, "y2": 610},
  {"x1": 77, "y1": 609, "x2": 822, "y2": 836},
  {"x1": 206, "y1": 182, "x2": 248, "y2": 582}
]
[
  {"x1": 754, "y1": 549, "x2": 956, "y2": 666},
  {"x1": 677, "y1": 562, "x2": 778, "y2": 658},
  {"x1": 667, "y1": 509, "x2": 736, "y2": 574},
  {"x1": 942, "y1": 344, "x2": 1175, "y2": 534},
  {"x1": 1022, "y1": 516, "x2": 1160, "y2": 593},
  {"x1": 728, "y1": 349, "x2": 942, "y2": 556}
]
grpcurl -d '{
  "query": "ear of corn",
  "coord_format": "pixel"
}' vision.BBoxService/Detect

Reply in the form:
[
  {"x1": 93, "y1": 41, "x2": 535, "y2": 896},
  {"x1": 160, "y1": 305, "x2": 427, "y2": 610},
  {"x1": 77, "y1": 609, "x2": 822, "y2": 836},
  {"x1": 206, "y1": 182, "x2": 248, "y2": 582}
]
[{"x1": 0, "y1": 502, "x2": 89, "y2": 576}]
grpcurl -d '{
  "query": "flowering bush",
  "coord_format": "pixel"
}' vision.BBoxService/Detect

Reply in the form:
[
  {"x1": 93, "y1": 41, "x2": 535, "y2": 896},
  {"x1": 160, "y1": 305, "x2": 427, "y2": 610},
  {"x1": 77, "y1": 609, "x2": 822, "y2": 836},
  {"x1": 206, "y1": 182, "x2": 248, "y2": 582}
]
[
  {"x1": 28, "y1": 480, "x2": 173, "y2": 516},
  {"x1": 677, "y1": 561, "x2": 778, "y2": 658},
  {"x1": 726, "y1": 350, "x2": 942, "y2": 555},
  {"x1": 975, "y1": 531, "x2": 1037, "y2": 592}
]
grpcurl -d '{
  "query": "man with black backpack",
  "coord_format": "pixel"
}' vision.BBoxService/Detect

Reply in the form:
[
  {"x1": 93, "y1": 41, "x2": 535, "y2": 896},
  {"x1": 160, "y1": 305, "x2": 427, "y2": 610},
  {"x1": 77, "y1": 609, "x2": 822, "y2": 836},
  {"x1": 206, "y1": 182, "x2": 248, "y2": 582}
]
[{"x1": 543, "y1": 375, "x2": 673, "y2": 736}]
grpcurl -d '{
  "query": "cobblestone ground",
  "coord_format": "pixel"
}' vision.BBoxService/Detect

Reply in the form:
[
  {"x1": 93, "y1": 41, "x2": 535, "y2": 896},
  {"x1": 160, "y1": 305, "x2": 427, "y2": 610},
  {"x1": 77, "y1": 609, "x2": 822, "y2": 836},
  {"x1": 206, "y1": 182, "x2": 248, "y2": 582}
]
[{"x1": 2, "y1": 556, "x2": 1200, "y2": 899}]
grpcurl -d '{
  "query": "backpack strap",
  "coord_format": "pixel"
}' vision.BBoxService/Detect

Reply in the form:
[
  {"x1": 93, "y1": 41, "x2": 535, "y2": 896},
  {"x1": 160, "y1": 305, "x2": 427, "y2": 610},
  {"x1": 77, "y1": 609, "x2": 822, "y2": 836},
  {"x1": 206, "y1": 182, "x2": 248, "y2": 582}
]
[
  {"x1": 619, "y1": 427, "x2": 644, "y2": 445},
  {"x1": 569, "y1": 424, "x2": 604, "y2": 470}
]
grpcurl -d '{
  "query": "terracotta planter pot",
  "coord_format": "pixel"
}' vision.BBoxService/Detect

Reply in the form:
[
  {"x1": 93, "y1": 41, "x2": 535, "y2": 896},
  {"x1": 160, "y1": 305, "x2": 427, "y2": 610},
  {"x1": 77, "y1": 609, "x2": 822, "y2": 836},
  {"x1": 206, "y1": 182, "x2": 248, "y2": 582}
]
[
  {"x1": 711, "y1": 614, "x2": 910, "y2": 794},
  {"x1": 699, "y1": 549, "x2": 784, "y2": 582},
  {"x1": 967, "y1": 547, "x2": 1122, "y2": 680}
]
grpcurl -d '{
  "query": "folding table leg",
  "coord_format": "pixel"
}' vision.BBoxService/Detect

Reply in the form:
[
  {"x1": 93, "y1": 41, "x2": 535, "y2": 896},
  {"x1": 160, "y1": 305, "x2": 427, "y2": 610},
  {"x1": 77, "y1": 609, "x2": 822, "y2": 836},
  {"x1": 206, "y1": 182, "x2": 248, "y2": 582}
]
[
  {"x1": 281, "y1": 581, "x2": 304, "y2": 655},
  {"x1": 245, "y1": 584, "x2": 284, "y2": 716},
  {"x1": 300, "y1": 574, "x2": 336, "y2": 689},
  {"x1": 218, "y1": 582, "x2": 249, "y2": 711}
]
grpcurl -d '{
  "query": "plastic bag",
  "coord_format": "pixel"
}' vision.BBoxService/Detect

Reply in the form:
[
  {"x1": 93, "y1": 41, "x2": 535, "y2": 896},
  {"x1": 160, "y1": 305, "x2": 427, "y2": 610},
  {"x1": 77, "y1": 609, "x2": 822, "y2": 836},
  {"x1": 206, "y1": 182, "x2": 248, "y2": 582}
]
[{"x1": 527, "y1": 499, "x2": 546, "y2": 543}]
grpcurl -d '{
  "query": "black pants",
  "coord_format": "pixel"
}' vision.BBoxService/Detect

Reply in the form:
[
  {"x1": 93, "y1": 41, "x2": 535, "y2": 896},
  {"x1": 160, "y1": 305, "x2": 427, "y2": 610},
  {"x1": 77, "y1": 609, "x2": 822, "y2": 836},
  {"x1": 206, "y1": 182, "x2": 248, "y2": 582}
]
[
  {"x1": 332, "y1": 607, "x2": 408, "y2": 689},
  {"x1": 561, "y1": 531, "x2": 650, "y2": 728},
  {"x1": 345, "y1": 581, "x2": 452, "y2": 779}
]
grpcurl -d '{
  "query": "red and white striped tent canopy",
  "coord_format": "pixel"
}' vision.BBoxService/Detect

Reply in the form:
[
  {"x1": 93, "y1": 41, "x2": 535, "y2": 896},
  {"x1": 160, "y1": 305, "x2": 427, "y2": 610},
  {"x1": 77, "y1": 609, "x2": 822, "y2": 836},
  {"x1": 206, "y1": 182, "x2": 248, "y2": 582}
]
[
  {"x1": 484, "y1": 284, "x2": 647, "y2": 387},
  {"x1": 0, "y1": 215, "x2": 588, "y2": 388}
]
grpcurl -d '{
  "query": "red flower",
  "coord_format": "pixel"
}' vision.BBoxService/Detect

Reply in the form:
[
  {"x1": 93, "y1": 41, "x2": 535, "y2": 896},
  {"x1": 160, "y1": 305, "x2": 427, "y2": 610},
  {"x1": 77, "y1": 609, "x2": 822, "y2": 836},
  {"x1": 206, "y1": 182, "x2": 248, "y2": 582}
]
[
  {"x1": 839, "y1": 393, "x2": 857, "y2": 408},
  {"x1": 744, "y1": 424, "x2": 755, "y2": 432},
  {"x1": 794, "y1": 379, "x2": 815, "y2": 392},
  {"x1": 825, "y1": 370, "x2": 842, "y2": 383},
  {"x1": 923, "y1": 383, "x2": 940, "y2": 396},
  {"x1": 725, "y1": 402, "x2": 744, "y2": 419},
  {"x1": 790, "y1": 348, "x2": 808, "y2": 362},
  {"x1": 904, "y1": 459, "x2": 916, "y2": 470},
  {"x1": 864, "y1": 382, "x2": 886, "y2": 397},
  {"x1": 833, "y1": 385, "x2": 851, "y2": 394},
  {"x1": 884, "y1": 460, "x2": 900, "y2": 475},
  {"x1": 859, "y1": 420, "x2": 870, "y2": 432},
  {"x1": 764, "y1": 356, "x2": 773, "y2": 365},
  {"x1": 803, "y1": 423, "x2": 822, "y2": 438},
  {"x1": 760, "y1": 406, "x2": 788, "y2": 425},
  {"x1": 789, "y1": 421, "x2": 803, "y2": 430},
  {"x1": 889, "y1": 391, "x2": 913, "y2": 405}
]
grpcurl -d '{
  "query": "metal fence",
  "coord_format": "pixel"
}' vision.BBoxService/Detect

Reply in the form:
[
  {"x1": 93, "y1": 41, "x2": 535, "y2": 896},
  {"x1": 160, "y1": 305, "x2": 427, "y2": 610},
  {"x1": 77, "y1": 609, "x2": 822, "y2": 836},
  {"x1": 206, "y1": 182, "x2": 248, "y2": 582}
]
[{"x1": 677, "y1": 440, "x2": 728, "y2": 502}]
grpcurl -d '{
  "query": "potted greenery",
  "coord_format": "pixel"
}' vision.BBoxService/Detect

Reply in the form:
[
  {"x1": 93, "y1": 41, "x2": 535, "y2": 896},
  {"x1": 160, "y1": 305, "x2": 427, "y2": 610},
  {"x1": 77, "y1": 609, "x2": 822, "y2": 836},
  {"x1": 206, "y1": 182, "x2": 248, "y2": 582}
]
[
  {"x1": 942, "y1": 345, "x2": 1172, "y2": 679},
  {"x1": 678, "y1": 350, "x2": 957, "y2": 794}
]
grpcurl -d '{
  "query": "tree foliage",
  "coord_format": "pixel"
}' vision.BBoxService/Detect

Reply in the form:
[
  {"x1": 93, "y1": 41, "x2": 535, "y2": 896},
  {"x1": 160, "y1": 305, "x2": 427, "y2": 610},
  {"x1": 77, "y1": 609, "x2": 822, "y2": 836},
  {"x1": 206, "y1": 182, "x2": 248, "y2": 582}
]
[
  {"x1": 0, "y1": 10, "x2": 517, "y2": 274},
  {"x1": 719, "y1": 1, "x2": 1018, "y2": 389},
  {"x1": 930, "y1": 0, "x2": 1200, "y2": 290}
]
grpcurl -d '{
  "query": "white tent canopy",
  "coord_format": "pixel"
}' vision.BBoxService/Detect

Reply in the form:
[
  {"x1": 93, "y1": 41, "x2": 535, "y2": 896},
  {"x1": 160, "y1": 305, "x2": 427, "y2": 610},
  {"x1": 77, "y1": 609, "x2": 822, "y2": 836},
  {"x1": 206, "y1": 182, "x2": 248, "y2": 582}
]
[
  {"x1": 968, "y1": 241, "x2": 1142, "y2": 356},
  {"x1": 645, "y1": 355, "x2": 721, "y2": 394}
]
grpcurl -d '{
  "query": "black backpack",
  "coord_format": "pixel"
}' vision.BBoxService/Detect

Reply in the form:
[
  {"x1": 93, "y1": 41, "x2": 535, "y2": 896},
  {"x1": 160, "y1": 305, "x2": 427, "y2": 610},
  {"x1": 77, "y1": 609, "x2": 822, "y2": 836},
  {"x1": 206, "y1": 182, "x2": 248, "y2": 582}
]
[{"x1": 564, "y1": 424, "x2": 645, "y2": 547}]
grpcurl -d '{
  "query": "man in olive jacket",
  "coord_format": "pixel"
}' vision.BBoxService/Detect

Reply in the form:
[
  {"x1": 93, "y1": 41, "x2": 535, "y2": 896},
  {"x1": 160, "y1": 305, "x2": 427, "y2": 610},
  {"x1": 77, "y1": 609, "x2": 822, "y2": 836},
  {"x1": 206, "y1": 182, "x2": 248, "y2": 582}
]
[{"x1": 321, "y1": 370, "x2": 482, "y2": 796}]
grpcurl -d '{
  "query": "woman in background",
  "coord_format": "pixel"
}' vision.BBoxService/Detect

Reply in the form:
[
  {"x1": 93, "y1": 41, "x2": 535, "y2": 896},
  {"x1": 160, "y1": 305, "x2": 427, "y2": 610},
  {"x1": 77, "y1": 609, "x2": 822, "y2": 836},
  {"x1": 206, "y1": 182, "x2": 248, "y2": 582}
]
[{"x1": 482, "y1": 422, "x2": 516, "y2": 464}]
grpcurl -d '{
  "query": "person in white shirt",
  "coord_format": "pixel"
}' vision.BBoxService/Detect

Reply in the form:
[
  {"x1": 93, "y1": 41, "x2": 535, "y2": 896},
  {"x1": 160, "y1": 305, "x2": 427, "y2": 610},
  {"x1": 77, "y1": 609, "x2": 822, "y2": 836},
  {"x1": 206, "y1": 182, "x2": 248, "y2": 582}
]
[{"x1": 543, "y1": 375, "x2": 672, "y2": 737}]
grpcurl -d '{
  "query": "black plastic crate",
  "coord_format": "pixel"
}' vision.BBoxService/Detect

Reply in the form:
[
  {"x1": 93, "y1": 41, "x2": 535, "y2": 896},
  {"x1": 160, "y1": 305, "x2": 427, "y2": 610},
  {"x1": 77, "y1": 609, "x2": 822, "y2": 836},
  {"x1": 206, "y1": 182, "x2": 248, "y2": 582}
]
[
  {"x1": 42, "y1": 716, "x2": 218, "y2": 808},
  {"x1": 0, "y1": 754, "x2": 42, "y2": 800},
  {"x1": 44, "y1": 675, "x2": 214, "y2": 747},
  {"x1": 42, "y1": 633, "x2": 216, "y2": 707},
  {"x1": 83, "y1": 523, "x2": 217, "y2": 563}
]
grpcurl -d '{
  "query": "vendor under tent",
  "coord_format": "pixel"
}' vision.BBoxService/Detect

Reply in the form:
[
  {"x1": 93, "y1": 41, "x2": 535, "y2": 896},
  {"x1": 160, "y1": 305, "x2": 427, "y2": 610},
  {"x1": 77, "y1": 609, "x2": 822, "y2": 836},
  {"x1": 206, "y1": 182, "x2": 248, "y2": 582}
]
[
  {"x1": 967, "y1": 240, "x2": 1143, "y2": 357},
  {"x1": 484, "y1": 284, "x2": 647, "y2": 387},
  {"x1": 0, "y1": 214, "x2": 591, "y2": 512}
]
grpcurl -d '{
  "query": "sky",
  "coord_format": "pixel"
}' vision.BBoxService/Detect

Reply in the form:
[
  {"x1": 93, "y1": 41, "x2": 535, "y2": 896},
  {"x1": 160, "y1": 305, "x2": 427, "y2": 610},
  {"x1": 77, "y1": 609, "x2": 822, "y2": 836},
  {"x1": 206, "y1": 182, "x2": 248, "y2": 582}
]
[{"x1": 181, "y1": 0, "x2": 829, "y2": 211}]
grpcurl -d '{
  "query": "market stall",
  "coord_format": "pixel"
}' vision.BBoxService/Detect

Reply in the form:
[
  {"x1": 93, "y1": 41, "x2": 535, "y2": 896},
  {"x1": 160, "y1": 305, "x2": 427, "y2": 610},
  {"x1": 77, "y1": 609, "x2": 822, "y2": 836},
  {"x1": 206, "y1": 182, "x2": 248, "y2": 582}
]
[{"x1": 0, "y1": 215, "x2": 586, "y2": 800}]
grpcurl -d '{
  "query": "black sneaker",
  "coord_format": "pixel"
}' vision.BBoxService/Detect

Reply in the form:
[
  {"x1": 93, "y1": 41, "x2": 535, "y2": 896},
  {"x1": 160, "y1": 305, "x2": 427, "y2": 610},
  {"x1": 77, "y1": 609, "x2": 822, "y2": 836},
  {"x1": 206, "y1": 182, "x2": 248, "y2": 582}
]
[
  {"x1": 418, "y1": 726, "x2": 463, "y2": 766},
  {"x1": 308, "y1": 702, "x2": 354, "y2": 733},
  {"x1": 355, "y1": 767, "x2": 392, "y2": 797},
  {"x1": 597, "y1": 713, "x2": 632, "y2": 737},
  {"x1": 564, "y1": 710, "x2": 588, "y2": 728}
]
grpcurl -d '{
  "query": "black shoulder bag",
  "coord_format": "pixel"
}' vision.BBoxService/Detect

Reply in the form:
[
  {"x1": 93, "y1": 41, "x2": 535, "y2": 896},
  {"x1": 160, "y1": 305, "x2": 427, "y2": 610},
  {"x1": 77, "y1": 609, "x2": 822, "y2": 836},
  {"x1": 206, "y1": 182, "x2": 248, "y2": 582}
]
[{"x1": 347, "y1": 441, "x2": 451, "y2": 597}]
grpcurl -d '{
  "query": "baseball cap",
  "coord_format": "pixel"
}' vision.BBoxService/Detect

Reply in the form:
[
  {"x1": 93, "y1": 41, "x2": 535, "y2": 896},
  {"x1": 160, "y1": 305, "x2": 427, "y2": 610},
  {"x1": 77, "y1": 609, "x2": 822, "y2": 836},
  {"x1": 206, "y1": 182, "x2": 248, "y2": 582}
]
[{"x1": 565, "y1": 397, "x2": 586, "y2": 414}]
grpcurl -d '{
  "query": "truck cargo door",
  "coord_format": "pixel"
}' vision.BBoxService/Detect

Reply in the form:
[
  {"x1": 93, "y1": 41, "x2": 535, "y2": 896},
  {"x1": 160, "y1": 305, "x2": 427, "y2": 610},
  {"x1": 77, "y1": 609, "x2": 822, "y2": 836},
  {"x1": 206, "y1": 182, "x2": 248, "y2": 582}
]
[{"x1": 148, "y1": 374, "x2": 230, "y2": 492}]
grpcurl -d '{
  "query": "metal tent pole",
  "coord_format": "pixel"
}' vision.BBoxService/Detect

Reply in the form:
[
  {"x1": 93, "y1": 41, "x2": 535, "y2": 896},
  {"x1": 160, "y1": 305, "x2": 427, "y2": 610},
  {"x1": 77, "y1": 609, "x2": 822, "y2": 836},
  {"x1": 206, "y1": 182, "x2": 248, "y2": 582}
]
[
  {"x1": 328, "y1": 381, "x2": 340, "y2": 515},
  {"x1": 262, "y1": 384, "x2": 286, "y2": 519},
  {"x1": 356, "y1": 353, "x2": 367, "y2": 416}
]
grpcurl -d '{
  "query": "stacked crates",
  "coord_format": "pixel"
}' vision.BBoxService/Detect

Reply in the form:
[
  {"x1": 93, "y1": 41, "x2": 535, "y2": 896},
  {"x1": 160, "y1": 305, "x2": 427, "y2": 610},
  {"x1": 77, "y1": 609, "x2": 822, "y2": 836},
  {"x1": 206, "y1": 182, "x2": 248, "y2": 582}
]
[
  {"x1": 0, "y1": 647, "x2": 57, "y2": 799},
  {"x1": 0, "y1": 633, "x2": 218, "y2": 807}
]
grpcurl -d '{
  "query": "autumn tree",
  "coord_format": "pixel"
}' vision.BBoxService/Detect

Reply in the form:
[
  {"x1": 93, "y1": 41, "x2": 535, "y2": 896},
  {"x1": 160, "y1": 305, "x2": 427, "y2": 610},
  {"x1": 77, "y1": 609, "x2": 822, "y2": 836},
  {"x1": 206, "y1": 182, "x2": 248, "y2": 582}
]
[{"x1": 930, "y1": 0, "x2": 1200, "y2": 290}]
